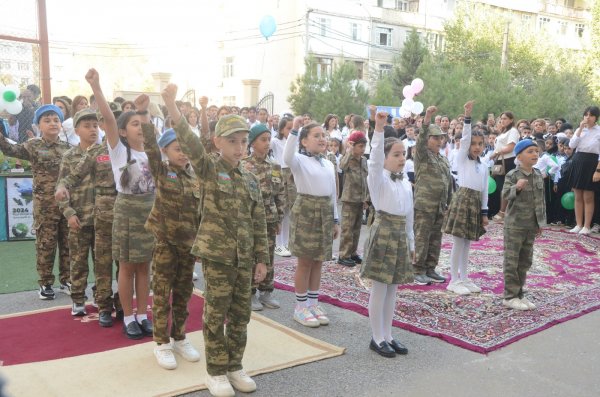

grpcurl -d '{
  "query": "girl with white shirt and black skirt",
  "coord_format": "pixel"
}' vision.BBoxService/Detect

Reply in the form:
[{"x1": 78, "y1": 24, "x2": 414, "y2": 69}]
[
  {"x1": 568, "y1": 106, "x2": 600, "y2": 235},
  {"x1": 284, "y1": 117, "x2": 340, "y2": 328},
  {"x1": 361, "y1": 111, "x2": 414, "y2": 358}
]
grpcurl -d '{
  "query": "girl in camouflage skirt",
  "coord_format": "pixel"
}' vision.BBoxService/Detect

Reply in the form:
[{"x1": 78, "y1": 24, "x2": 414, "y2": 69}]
[
  {"x1": 361, "y1": 112, "x2": 414, "y2": 358},
  {"x1": 284, "y1": 118, "x2": 340, "y2": 328},
  {"x1": 443, "y1": 101, "x2": 489, "y2": 296}
]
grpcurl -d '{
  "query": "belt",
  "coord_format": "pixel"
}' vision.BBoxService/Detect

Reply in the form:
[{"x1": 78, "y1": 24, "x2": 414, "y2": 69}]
[{"x1": 95, "y1": 187, "x2": 117, "y2": 196}]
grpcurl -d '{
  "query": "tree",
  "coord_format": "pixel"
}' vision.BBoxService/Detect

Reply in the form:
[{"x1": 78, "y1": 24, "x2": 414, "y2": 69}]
[
  {"x1": 369, "y1": 76, "x2": 400, "y2": 107},
  {"x1": 288, "y1": 56, "x2": 320, "y2": 117},
  {"x1": 585, "y1": 0, "x2": 600, "y2": 101},
  {"x1": 391, "y1": 28, "x2": 429, "y2": 97}
]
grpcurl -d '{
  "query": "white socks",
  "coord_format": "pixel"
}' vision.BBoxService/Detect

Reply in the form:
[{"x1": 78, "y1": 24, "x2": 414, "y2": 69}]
[
  {"x1": 307, "y1": 290, "x2": 319, "y2": 307},
  {"x1": 124, "y1": 315, "x2": 136, "y2": 326},
  {"x1": 368, "y1": 281, "x2": 398, "y2": 345},
  {"x1": 450, "y1": 236, "x2": 472, "y2": 282},
  {"x1": 277, "y1": 211, "x2": 290, "y2": 247},
  {"x1": 137, "y1": 313, "x2": 148, "y2": 323}
]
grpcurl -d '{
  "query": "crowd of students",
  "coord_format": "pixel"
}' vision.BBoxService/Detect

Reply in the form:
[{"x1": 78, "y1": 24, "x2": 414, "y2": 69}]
[{"x1": 2, "y1": 74, "x2": 600, "y2": 397}]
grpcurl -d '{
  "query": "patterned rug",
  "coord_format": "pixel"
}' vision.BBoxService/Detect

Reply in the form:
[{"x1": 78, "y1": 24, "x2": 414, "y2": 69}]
[{"x1": 274, "y1": 223, "x2": 600, "y2": 353}]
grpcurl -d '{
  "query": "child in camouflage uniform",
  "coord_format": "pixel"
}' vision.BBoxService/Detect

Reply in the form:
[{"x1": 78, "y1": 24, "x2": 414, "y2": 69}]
[
  {"x1": 164, "y1": 84, "x2": 269, "y2": 397},
  {"x1": 242, "y1": 123, "x2": 285, "y2": 312},
  {"x1": 0, "y1": 104, "x2": 71, "y2": 300},
  {"x1": 56, "y1": 109, "x2": 100, "y2": 317},
  {"x1": 501, "y1": 139, "x2": 546, "y2": 311},
  {"x1": 143, "y1": 127, "x2": 201, "y2": 370}
]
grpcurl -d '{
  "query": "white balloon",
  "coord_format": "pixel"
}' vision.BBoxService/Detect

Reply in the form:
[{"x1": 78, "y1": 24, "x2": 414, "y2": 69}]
[
  {"x1": 411, "y1": 78, "x2": 425, "y2": 94},
  {"x1": 400, "y1": 107, "x2": 412, "y2": 118},
  {"x1": 5, "y1": 100, "x2": 23, "y2": 115},
  {"x1": 402, "y1": 98, "x2": 414, "y2": 109},
  {"x1": 412, "y1": 101, "x2": 424, "y2": 114}
]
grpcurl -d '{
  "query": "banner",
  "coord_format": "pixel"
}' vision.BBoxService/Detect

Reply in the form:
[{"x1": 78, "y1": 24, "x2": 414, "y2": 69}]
[
  {"x1": 365, "y1": 106, "x2": 403, "y2": 117},
  {"x1": 6, "y1": 177, "x2": 35, "y2": 240}
]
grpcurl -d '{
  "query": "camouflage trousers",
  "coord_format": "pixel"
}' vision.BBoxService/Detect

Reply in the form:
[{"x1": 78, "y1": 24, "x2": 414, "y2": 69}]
[
  {"x1": 413, "y1": 209, "x2": 444, "y2": 274},
  {"x1": 35, "y1": 214, "x2": 70, "y2": 287},
  {"x1": 68, "y1": 225, "x2": 95, "y2": 305},
  {"x1": 151, "y1": 240, "x2": 195, "y2": 345},
  {"x1": 202, "y1": 259, "x2": 252, "y2": 376},
  {"x1": 503, "y1": 227, "x2": 536, "y2": 300},
  {"x1": 94, "y1": 211, "x2": 119, "y2": 313},
  {"x1": 339, "y1": 202, "x2": 363, "y2": 259},
  {"x1": 252, "y1": 222, "x2": 277, "y2": 293}
]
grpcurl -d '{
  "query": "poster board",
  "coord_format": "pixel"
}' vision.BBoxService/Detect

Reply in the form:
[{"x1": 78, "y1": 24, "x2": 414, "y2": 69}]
[{"x1": 5, "y1": 176, "x2": 35, "y2": 240}]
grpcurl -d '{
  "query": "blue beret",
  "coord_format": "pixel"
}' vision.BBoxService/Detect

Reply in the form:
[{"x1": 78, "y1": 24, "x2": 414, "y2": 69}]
[
  {"x1": 514, "y1": 139, "x2": 537, "y2": 156},
  {"x1": 249, "y1": 123, "x2": 270, "y2": 145},
  {"x1": 158, "y1": 129, "x2": 177, "y2": 148},
  {"x1": 34, "y1": 104, "x2": 64, "y2": 125}
]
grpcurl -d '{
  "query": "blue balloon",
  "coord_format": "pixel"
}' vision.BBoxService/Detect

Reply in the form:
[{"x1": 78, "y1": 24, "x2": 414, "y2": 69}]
[{"x1": 259, "y1": 15, "x2": 277, "y2": 39}]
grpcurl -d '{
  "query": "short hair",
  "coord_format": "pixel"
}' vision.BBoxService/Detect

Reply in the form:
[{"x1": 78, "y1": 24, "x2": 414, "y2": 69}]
[
  {"x1": 113, "y1": 96, "x2": 125, "y2": 104},
  {"x1": 583, "y1": 106, "x2": 600, "y2": 119}
]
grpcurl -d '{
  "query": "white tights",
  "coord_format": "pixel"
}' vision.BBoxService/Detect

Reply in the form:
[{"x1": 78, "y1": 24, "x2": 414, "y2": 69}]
[
  {"x1": 368, "y1": 280, "x2": 398, "y2": 345},
  {"x1": 449, "y1": 236, "x2": 471, "y2": 282},
  {"x1": 276, "y1": 210, "x2": 290, "y2": 247}
]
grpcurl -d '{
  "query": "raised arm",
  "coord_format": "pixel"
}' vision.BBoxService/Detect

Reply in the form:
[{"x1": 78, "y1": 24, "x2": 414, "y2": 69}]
[
  {"x1": 367, "y1": 111, "x2": 387, "y2": 198},
  {"x1": 142, "y1": 122, "x2": 162, "y2": 180},
  {"x1": 459, "y1": 101, "x2": 474, "y2": 158},
  {"x1": 198, "y1": 96, "x2": 210, "y2": 137},
  {"x1": 0, "y1": 135, "x2": 31, "y2": 160},
  {"x1": 85, "y1": 69, "x2": 119, "y2": 149},
  {"x1": 414, "y1": 106, "x2": 437, "y2": 161},
  {"x1": 283, "y1": 116, "x2": 303, "y2": 170}
]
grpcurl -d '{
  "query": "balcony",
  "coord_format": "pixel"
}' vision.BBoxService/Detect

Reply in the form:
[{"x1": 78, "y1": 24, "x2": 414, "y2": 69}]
[{"x1": 541, "y1": 2, "x2": 591, "y2": 20}]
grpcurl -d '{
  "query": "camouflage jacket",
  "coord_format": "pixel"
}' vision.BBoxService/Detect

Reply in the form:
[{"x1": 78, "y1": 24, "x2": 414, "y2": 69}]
[
  {"x1": 59, "y1": 141, "x2": 117, "y2": 224},
  {"x1": 502, "y1": 166, "x2": 546, "y2": 229},
  {"x1": 173, "y1": 117, "x2": 270, "y2": 268},
  {"x1": 414, "y1": 124, "x2": 453, "y2": 213},
  {"x1": 57, "y1": 145, "x2": 95, "y2": 226},
  {"x1": 241, "y1": 154, "x2": 285, "y2": 224},
  {"x1": 339, "y1": 151, "x2": 368, "y2": 202},
  {"x1": 0, "y1": 134, "x2": 70, "y2": 223},
  {"x1": 142, "y1": 124, "x2": 200, "y2": 249}
]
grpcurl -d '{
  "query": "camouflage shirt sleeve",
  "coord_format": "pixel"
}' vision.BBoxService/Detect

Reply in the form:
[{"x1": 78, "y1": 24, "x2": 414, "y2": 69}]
[
  {"x1": 0, "y1": 134, "x2": 32, "y2": 161},
  {"x1": 414, "y1": 123, "x2": 429, "y2": 163},
  {"x1": 339, "y1": 150, "x2": 352, "y2": 171},
  {"x1": 502, "y1": 169, "x2": 519, "y2": 202},
  {"x1": 142, "y1": 123, "x2": 164, "y2": 182},
  {"x1": 252, "y1": 183, "x2": 270, "y2": 265},
  {"x1": 57, "y1": 150, "x2": 76, "y2": 219},
  {"x1": 61, "y1": 147, "x2": 96, "y2": 189},
  {"x1": 173, "y1": 117, "x2": 209, "y2": 177}
]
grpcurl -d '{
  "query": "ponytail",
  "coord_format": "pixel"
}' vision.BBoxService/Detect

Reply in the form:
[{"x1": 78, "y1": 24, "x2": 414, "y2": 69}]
[{"x1": 119, "y1": 136, "x2": 136, "y2": 189}]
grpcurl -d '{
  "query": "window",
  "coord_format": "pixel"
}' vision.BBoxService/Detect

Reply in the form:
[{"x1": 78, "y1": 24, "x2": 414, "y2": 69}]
[
  {"x1": 379, "y1": 64, "x2": 392, "y2": 78},
  {"x1": 318, "y1": 17, "x2": 331, "y2": 37},
  {"x1": 314, "y1": 58, "x2": 332, "y2": 79},
  {"x1": 521, "y1": 14, "x2": 532, "y2": 24},
  {"x1": 376, "y1": 27, "x2": 392, "y2": 47},
  {"x1": 538, "y1": 17, "x2": 550, "y2": 31},
  {"x1": 222, "y1": 96, "x2": 236, "y2": 106},
  {"x1": 18, "y1": 62, "x2": 29, "y2": 71},
  {"x1": 575, "y1": 23, "x2": 585, "y2": 38},
  {"x1": 557, "y1": 21, "x2": 568, "y2": 35},
  {"x1": 395, "y1": 0, "x2": 408, "y2": 11},
  {"x1": 222, "y1": 57, "x2": 234, "y2": 78},
  {"x1": 564, "y1": 0, "x2": 575, "y2": 7},
  {"x1": 355, "y1": 61, "x2": 364, "y2": 80},
  {"x1": 351, "y1": 23, "x2": 361, "y2": 41},
  {"x1": 0, "y1": 61, "x2": 10, "y2": 70}
]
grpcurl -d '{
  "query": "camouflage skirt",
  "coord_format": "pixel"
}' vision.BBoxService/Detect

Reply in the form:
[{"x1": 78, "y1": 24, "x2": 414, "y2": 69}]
[
  {"x1": 112, "y1": 192, "x2": 155, "y2": 263},
  {"x1": 443, "y1": 187, "x2": 486, "y2": 241},
  {"x1": 282, "y1": 168, "x2": 297, "y2": 212},
  {"x1": 289, "y1": 194, "x2": 333, "y2": 262},
  {"x1": 360, "y1": 211, "x2": 412, "y2": 285}
]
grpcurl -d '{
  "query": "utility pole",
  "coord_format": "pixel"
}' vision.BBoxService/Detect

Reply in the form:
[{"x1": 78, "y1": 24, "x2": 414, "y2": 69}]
[
  {"x1": 305, "y1": 9, "x2": 312, "y2": 56},
  {"x1": 501, "y1": 22, "x2": 509, "y2": 69}
]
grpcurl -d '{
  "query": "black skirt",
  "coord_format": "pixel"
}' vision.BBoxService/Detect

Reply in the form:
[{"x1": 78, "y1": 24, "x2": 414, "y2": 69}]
[{"x1": 568, "y1": 152, "x2": 600, "y2": 191}]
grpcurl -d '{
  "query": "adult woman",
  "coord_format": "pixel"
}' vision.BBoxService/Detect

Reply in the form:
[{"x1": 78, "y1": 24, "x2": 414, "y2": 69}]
[
  {"x1": 568, "y1": 106, "x2": 600, "y2": 235},
  {"x1": 489, "y1": 111, "x2": 519, "y2": 220},
  {"x1": 186, "y1": 107, "x2": 201, "y2": 136},
  {"x1": 61, "y1": 95, "x2": 89, "y2": 145},
  {"x1": 323, "y1": 114, "x2": 340, "y2": 138}
]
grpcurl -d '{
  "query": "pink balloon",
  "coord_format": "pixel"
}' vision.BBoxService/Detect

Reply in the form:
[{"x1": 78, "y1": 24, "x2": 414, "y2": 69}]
[
  {"x1": 411, "y1": 78, "x2": 424, "y2": 94},
  {"x1": 402, "y1": 85, "x2": 414, "y2": 99}
]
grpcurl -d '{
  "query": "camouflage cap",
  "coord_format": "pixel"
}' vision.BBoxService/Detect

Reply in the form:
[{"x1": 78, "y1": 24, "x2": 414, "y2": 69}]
[
  {"x1": 73, "y1": 108, "x2": 98, "y2": 127},
  {"x1": 109, "y1": 101, "x2": 123, "y2": 117},
  {"x1": 215, "y1": 114, "x2": 250, "y2": 137},
  {"x1": 428, "y1": 124, "x2": 446, "y2": 136}
]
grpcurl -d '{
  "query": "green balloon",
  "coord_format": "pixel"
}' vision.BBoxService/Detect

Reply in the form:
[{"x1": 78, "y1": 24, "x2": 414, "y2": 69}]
[
  {"x1": 488, "y1": 176, "x2": 497, "y2": 194},
  {"x1": 3, "y1": 90, "x2": 17, "y2": 102},
  {"x1": 561, "y1": 191, "x2": 575, "y2": 210}
]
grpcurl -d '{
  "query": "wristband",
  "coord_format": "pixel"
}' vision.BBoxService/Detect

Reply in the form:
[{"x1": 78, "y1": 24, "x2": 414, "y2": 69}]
[
  {"x1": 481, "y1": 209, "x2": 488, "y2": 216},
  {"x1": 291, "y1": 129, "x2": 299, "y2": 136},
  {"x1": 333, "y1": 218, "x2": 340, "y2": 225}
]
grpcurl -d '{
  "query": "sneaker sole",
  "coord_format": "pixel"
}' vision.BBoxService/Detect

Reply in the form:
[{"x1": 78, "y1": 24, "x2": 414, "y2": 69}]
[
  {"x1": 293, "y1": 317, "x2": 320, "y2": 328},
  {"x1": 414, "y1": 280, "x2": 432, "y2": 286},
  {"x1": 39, "y1": 294, "x2": 55, "y2": 300},
  {"x1": 427, "y1": 277, "x2": 446, "y2": 283},
  {"x1": 259, "y1": 301, "x2": 280, "y2": 309},
  {"x1": 251, "y1": 306, "x2": 264, "y2": 311},
  {"x1": 228, "y1": 380, "x2": 257, "y2": 393},
  {"x1": 59, "y1": 287, "x2": 71, "y2": 296}
]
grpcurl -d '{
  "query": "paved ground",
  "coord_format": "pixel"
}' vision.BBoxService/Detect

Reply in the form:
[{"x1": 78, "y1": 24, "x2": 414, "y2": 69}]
[{"x1": 1, "y1": 222, "x2": 599, "y2": 397}]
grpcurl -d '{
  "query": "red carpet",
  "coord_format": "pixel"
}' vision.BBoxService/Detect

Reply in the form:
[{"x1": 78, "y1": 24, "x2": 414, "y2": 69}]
[
  {"x1": 274, "y1": 223, "x2": 600, "y2": 353},
  {"x1": 0, "y1": 293, "x2": 203, "y2": 366}
]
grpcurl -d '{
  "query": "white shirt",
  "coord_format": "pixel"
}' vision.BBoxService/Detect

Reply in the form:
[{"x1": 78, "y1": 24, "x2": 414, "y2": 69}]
[
  {"x1": 495, "y1": 127, "x2": 520, "y2": 159},
  {"x1": 60, "y1": 118, "x2": 79, "y2": 146},
  {"x1": 456, "y1": 122, "x2": 488, "y2": 210},
  {"x1": 404, "y1": 158, "x2": 414, "y2": 175},
  {"x1": 368, "y1": 130, "x2": 415, "y2": 251},
  {"x1": 534, "y1": 153, "x2": 561, "y2": 178},
  {"x1": 108, "y1": 140, "x2": 156, "y2": 194},
  {"x1": 271, "y1": 136, "x2": 288, "y2": 168},
  {"x1": 284, "y1": 133, "x2": 338, "y2": 219},
  {"x1": 569, "y1": 125, "x2": 600, "y2": 159},
  {"x1": 402, "y1": 137, "x2": 416, "y2": 148}
]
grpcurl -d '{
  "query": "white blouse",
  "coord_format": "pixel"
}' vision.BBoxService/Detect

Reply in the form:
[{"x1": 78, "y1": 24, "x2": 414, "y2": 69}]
[
  {"x1": 569, "y1": 125, "x2": 600, "y2": 159},
  {"x1": 368, "y1": 130, "x2": 415, "y2": 251},
  {"x1": 284, "y1": 133, "x2": 338, "y2": 219},
  {"x1": 271, "y1": 136, "x2": 288, "y2": 168},
  {"x1": 456, "y1": 122, "x2": 488, "y2": 210},
  {"x1": 495, "y1": 127, "x2": 520, "y2": 159}
]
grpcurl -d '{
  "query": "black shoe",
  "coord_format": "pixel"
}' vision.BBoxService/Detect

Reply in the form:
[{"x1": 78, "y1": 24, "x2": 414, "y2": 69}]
[
  {"x1": 350, "y1": 254, "x2": 363, "y2": 264},
  {"x1": 38, "y1": 284, "x2": 55, "y2": 300},
  {"x1": 369, "y1": 339, "x2": 396, "y2": 358},
  {"x1": 123, "y1": 321, "x2": 143, "y2": 340},
  {"x1": 337, "y1": 257, "x2": 356, "y2": 267},
  {"x1": 99, "y1": 311, "x2": 113, "y2": 328},
  {"x1": 426, "y1": 270, "x2": 446, "y2": 283},
  {"x1": 388, "y1": 339, "x2": 408, "y2": 355},
  {"x1": 115, "y1": 309, "x2": 124, "y2": 321},
  {"x1": 139, "y1": 319, "x2": 153, "y2": 336}
]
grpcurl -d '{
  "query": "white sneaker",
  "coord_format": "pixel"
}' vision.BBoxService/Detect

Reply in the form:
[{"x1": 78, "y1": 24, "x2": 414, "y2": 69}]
[
  {"x1": 172, "y1": 338, "x2": 201, "y2": 362},
  {"x1": 274, "y1": 246, "x2": 285, "y2": 256},
  {"x1": 308, "y1": 304, "x2": 330, "y2": 325},
  {"x1": 520, "y1": 297, "x2": 536, "y2": 310},
  {"x1": 502, "y1": 298, "x2": 529, "y2": 311},
  {"x1": 569, "y1": 225, "x2": 582, "y2": 233},
  {"x1": 206, "y1": 374, "x2": 235, "y2": 397},
  {"x1": 579, "y1": 227, "x2": 591, "y2": 235},
  {"x1": 259, "y1": 291, "x2": 280, "y2": 309},
  {"x1": 446, "y1": 281, "x2": 471, "y2": 295},
  {"x1": 461, "y1": 279, "x2": 482, "y2": 293},
  {"x1": 193, "y1": 272, "x2": 199, "y2": 281},
  {"x1": 154, "y1": 344, "x2": 177, "y2": 370},
  {"x1": 280, "y1": 246, "x2": 292, "y2": 257},
  {"x1": 293, "y1": 306, "x2": 320, "y2": 327},
  {"x1": 227, "y1": 369, "x2": 257, "y2": 393},
  {"x1": 251, "y1": 292, "x2": 263, "y2": 311}
]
